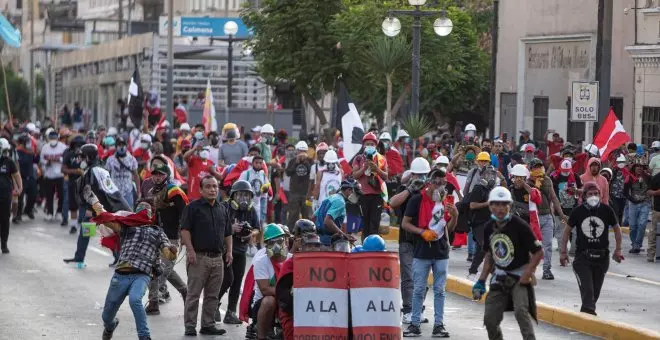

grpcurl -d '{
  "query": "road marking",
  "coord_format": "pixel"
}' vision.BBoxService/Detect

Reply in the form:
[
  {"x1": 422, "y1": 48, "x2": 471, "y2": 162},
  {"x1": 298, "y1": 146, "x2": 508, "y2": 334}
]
[
  {"x1": 89, "y1": 246, "x2": 111, "y2": 257},
  {"x1": 607, "y1": 272, "x2": 660, "y2": 287}
]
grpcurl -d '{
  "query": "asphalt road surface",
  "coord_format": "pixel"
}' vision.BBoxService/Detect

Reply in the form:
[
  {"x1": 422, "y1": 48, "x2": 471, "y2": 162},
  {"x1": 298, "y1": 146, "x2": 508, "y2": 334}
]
[{"x1": 1, "y1": 215, "x2": 595, "y2": 340}]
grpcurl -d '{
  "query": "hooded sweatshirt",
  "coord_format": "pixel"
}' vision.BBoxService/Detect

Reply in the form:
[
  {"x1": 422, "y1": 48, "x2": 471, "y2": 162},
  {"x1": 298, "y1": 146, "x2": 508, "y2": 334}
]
[{"x1": 579, "y1": 157, "x2": 610, "y2": 205}]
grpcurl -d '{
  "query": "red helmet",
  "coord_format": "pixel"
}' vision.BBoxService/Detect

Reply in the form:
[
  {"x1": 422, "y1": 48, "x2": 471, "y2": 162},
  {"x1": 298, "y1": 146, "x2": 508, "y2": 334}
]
[
  {"x1": 316, "y1": 142, "x2": 329, "y2": 152},
  {"x1": 362, "y1": 132, "x2": 378, "y2": 143},
  {"x1": 181, "y1": 139, "x2": 192, "y2": 149}
]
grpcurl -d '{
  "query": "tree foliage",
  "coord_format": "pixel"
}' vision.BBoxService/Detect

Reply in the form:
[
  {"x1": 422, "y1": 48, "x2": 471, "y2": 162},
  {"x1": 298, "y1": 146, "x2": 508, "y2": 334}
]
[{"x1": 0, "y1": 67, "x2": 30, "y2": 121}]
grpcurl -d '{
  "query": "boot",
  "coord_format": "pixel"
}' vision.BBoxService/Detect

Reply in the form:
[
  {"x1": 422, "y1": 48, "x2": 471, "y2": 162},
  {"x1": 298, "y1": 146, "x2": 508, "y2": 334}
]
[
  {"x1": 223, "y1": 310, "x2": 242, "y2": 324},
  {"x1": 145, "y1": 301, "x2": 160, "y2": 315}
]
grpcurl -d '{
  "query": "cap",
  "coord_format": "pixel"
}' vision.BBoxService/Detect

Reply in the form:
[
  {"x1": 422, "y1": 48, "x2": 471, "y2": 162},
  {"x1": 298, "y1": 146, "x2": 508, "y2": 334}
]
[
  {"x1": 519, "y1": 130, "x2": 531, "y2": 136},
  {"x1": 252, "y1": 125, "x2": 262, "y2": 132}
]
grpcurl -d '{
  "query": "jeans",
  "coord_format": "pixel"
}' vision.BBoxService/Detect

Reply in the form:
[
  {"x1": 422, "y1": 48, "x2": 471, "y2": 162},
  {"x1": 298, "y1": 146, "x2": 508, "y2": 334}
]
[
  {"x1": 122, "y1": 190, "x2": 134, "y2": 211},
  {"x1": 467, "y1": 230, "x2": 475, "y2": 255},
  {"x1": 622, "y1": 201, "x2": 630, "y2": 226},
  {"x1": 539, "y1": 214, "x2": 554, "y2": 272},
  {"x1": 259, "y1": 196, "x2": 267, "y2": 225},
  {"x1": 102, "y1": 273, "x2": 151, "y2": 337},
  {"x1": 629, "y1": 202, "x2": 649, "y2": 250},
  {"x1": 219, "y1": 251, "x2": 248, "y2": 312},
  {"x1": 399, "y1": 242, "x2": 414, "y2": 314},
  {"x1": 73, "y1": 210, "x2": 91, "y2": 261},
  {"x1": 411, "y1": 258, "x2": 448, "y2": 326}
]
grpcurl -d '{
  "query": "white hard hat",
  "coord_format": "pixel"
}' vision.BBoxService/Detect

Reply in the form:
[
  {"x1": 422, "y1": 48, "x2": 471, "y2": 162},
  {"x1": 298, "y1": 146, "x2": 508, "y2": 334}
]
[
  {"x1": 324, "y1": 150, "x2": 339, "y2": 163},
  {"x1": 652, "y1": 141, "x2": 660, "y2": 149},
  {"x1": 584, "y1": 143, "x2": 599, "y2": 156},
  {"x1": 295, "y1": 141, "x2": 308, "y2": 151},
  {"x1": 488, "y1": 186, "x2": 513, "y2": 204},
  {"x1": 140, "y1": 134, "x2": 152, "y2": 143},
  {"x1": 616, "y1": 154, "x2": 627, "y2": 163},
  {"x1": 379, "y1": 132, "x2": 392, "y2": 141},
  {"x1": 0, "y1": 138, "x2": 10, "y2": 151},
  {"x1": 434, "y1": 155, "x2": 450, "y2": 166},
  {"x1": 410, "y1": 157, "x2": 431, "y2": 174},
  {"x1": 260, "y1": 124, "x2": 274, "y2": 134},
  {"x1": 26, "y1": 123, "x2": 38, "y2": 133},
  {"x1": 180, "y1": 123, "x2": 191, "y2": 131},
  {"x1": 252, "y1": 125, "x2": 262, "y2": 132},
  {"x1": 600, "y1": 168, "x2": 613, "y2": 178},
  {"x1": 464, "y1": 123, "x2": 476, "y2": 132},
  {"x1": 560, "y1": 159, "x2": 573, "y2": 171},
  {"x1": 107, "y1": 127, "x2": 118, "y2": 136},
  {"x1": 396, "y1": 129, "x2": 410, "y2": 140},
  {"x1": 509, "y1": 164, "x2": 529, "y2": 177},
  {"x1": 45, "y1": 128, "x2": 55, "y2": 137}
]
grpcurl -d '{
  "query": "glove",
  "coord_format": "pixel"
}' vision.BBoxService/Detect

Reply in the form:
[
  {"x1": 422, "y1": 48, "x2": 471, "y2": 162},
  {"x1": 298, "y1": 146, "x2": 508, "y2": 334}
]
[
  {"x1": 82, "y1": 185, "x2": 100, "y2": 206},
  {"x1": 421, "y1": 229, "x2": 439, "y2": 242},
  {"x1": 472, "y1": 280, "x2": 486, "y2": 301}
]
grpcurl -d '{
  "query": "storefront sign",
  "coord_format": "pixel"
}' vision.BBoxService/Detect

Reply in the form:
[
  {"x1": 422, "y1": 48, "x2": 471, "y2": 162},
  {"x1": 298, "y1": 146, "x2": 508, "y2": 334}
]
[
  {"x1": 159, "y1": 16, "x2": 250, "y2": 38},
  {"x1": 571, "y1": 81, "x2": 599, "y2": 121}
]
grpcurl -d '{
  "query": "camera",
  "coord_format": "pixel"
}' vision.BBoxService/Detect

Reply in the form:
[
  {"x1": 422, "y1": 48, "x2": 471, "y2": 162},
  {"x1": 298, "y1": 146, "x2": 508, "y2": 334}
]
[{"x1": 237, "y1": 221, "x2": 254, "y2": 238}]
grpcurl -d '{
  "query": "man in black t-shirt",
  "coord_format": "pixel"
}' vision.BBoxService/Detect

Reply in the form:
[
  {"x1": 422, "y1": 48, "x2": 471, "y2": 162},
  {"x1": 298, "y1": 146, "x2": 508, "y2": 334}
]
[
  {"x1": 61, "y1": 135, "x2": 85, "y2": 234},
  {"x1": 560, "y1": 181, "x2": 623, "y2": 316},
  {"x1": 474, "y1": 187, "x2": 543, "y2": 340},
  {"x1": 467, "y1": 166, "x2": 497, "y2": 277},
  {"x1": 647, "y1": 172, "x2": 660, "y2": 262},
  {"x1": 0, "y1": 138, "x2": 22, "y2": 253},
  {"x1": 402, "y1": 170, "x2": 458, "y2": 338}
]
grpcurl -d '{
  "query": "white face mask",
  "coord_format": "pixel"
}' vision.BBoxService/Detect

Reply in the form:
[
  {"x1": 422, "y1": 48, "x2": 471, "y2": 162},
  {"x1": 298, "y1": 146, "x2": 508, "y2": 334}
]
[
  {"x1": 617, "y1": 163, "x2": 626, "y2": 169},
  {"x1": 199, "y1": 150, "x2": 210, "y2": 159},
  {"x1": 586, "y1": 196, "x2": 600, "y2": 208},
  {"x1": 140, "y1": 142, "x2": 150, "y2": 149},
  {"x1": 80, "y1": 161, "x2": 88, "y2": 170},
  {"x1": 49, "y1": 140, "x2": 58, "y2": 147}
]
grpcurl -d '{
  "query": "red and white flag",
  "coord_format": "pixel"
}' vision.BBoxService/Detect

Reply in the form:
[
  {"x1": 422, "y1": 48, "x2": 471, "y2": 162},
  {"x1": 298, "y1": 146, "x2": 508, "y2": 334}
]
[{"x1": 593, "y1": 108, "x2": 631, "y2": 161}]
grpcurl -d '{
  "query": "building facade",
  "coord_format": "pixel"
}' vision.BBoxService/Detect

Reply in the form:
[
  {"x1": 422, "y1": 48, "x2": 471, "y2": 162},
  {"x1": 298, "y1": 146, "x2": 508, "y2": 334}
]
[{"x1": 495, "y1": 0, "x2": 637, "y2": 146}]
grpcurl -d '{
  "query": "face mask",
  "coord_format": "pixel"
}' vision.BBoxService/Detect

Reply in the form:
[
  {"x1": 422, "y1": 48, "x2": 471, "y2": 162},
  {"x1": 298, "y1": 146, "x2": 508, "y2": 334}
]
[
  {"x1": 80, "y1": 161, "x2": 87, "y2": 170},
  {"x1": 49, "y1": 140, "x2": 58, "y2": 147},
  {"x1": 490, "y1": 213, "x2": 511, "y2": 223},
  {"x1": 210, "y1": 137, "x2": 219, "y2": 146},
  {"x1": 382, "y1": 142, "x2": 390, "y2": 150},
  {"x1": 140, "y1": 142, "x2": 150, "y2": 149},
  {"x1": 327, "y1": 163, "x2": 336, "y2": 172},
  {"x1": 465, "y1": 153, "x2": 475, "y2": 161},
  {"x1": 194, "y1": 132, "x2": 204, "y2": 140},
  {"x1": 586, "y1": 196, "x2": 600, "y2": 208},
  {"x1": 199, "y1": 150, "x2": 209, "y2": 159},
  {"x1": 365, "y1": 146, "x2": 376, "y2": 155},
  {"x1": 617, "y1": 163, "x2": 626, "y2": 169},
  {"x1": 347, "y1": 192, "x2": 359, "y2": 204},
  {"x1": 267, "y1": 242, "x2": 288, "y2": 258},
  {"x1": 561, "y1": 171, "x2": 570, "y2": 176},
  {"x1": 234, "y1": 192, "x2": 251, "y2": 210},
  {"x1": 286, "y1": 151, "x2": 296, "y2": 159},
  {"x1": 116, "y1": 147, "x2": 127, "y2": 157}
]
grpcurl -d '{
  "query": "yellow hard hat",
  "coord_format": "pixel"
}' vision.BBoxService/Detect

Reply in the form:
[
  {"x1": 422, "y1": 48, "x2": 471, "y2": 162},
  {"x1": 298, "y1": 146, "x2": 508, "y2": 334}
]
[
  {"x1": 222, "y1": 123, "x2": 237, "y2": 132},
  {"x1": 477, "y1": 151, "x2": 491, "y2": 162}
]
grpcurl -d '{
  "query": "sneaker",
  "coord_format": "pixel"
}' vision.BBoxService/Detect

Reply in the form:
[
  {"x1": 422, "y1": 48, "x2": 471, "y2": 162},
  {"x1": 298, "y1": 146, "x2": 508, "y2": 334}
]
[
  {"x1": 69, "y1": 226, "x2": 77, "y2": 234},
  {"x1": 158, "y1": 291, "x2": 171, "y2": 304},
  {"x1": 402, "y1": 313, "x2": 412, "y2": 324},
  {"x1": 542, "y1": 270, "x2": 555, "y2": 280},
  {"x1": 199, "y1": 326, "x2": 226, "y2": 335},
  {"x1": 403, "y1": 324, "x2": 422, "y2": 337},
  {"x1": 184, "y1": 326, "x2": 197, "y2": 336},
  {"x1": 63, "y1": 258, "x2": 82, "y2": 263},
  {"x1": 102, "y1": 318, "x2": 119, "y2": 340},
  {"x1": 432, "y1": 323, "x2": 450, "y2": 338},
  {"x1": 145, "y1": 301, "x2": 160, "y2": 315},
  {"x1": 55, "y1": 213, "x2": 62, "y2": 221},
  {"x1": 467, "y1": 254, "x2": 473, "y2": 262},
  {"x1": 45, "y1": 214, "x2": 53, "y2": 222},
  {"x1": 214, "y1": 308, "x2": 223, "y2": 322},
  {"x1": 223, "y1": 310, "x2": 242, "y2": 324},
  {"x1": 60, "y1": 220, "x2": 68, "y2": 227},
  {"x1": 26, "y1": 212, "x2": 35, "y2": 220},
  {"x1": 467, "y1": 273, "x2": 477, "y2": 281},
  {"x1": 246, "y1": 323, "x2": 257, "y2": 339},
  {"x1": 629, "y1": 248, "x2": 641, "y2": 254},
  {"x1": 1, "y1": 247, "x2": 9, "y2": 254},
  {"x1": 11, "y1": 217, "x2": 21, "y2": 224}
]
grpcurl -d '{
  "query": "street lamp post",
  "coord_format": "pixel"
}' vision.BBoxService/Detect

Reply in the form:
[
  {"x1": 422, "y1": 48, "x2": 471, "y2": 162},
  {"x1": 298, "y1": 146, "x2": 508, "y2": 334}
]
[
  {"x1": 382, "y1": 0, "x2": 452, "y2": 116},
  {"x1": 224, "y1": 21, "x2": 238, "y2": 122}
]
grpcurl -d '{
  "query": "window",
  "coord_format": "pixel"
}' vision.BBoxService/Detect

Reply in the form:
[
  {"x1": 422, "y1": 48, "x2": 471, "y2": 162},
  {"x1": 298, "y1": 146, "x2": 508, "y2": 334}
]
[
  {"x1": 642, "y1": 107, "x2": 660, "y2": 146},
  {"x1": 610, "y1": 97, "x2": 624, "y2": 123},
  {"x1": 566, "y1": 97, "x2": 585, "y2": 144},
  {"x1": 532, "y1": 96, "x2": 549, "y2": 148}
]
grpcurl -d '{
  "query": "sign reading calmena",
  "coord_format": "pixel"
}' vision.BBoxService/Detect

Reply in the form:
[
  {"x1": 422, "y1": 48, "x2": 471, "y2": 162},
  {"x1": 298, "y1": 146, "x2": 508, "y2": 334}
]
[
  {"x1": 159, "y1": 16, "x2": 250, "y2": 38},
  {"x1": 571, "y1": 81, "x2": 599, "y2": 122}
]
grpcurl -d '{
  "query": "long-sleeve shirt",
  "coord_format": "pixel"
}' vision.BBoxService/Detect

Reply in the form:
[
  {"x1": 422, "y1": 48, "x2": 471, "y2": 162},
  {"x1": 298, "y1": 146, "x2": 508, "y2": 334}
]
[
  {"x1": 40, "y1": 142, "x2": 67, "y2": 179},
  {"x1": 116, "y1": 226, "x2": 170, "y2": 276}
]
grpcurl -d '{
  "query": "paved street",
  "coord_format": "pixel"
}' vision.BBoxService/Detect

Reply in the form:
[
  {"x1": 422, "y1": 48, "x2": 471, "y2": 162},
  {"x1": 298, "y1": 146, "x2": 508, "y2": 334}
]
[
  {"x1": 443, "y1": 231, "x2": 660, "y2": 333},
  {"x1": 0, "y1": 215, "x2": 595, "y2": 340}
]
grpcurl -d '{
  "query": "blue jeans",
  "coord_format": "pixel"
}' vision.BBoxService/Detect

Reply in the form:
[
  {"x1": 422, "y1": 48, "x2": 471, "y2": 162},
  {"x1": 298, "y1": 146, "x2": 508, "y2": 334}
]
[
  {"x1": 260, "y1": 196, "x2": 267, "y2": 224},
  {"x1": 102, "y1": 273, "x2": 151, "y2": 337},
  {"x1": 539, "y1": 214, "x2": 555, "y2": 272},
  {"x1": 122, "y1": 190, "x2": 134, "y2": 210},
  {"x1": 629, "y1": 202, "x2": 649, "y2": 249},
  {"x1": 62, "y1": 180, "x2": 69, "y2": 224},
  {"x1": 467, "y1": 230, "x2": 475, "y2": 255},
  {"x1": 411, "y1": 258, "x2": 448, "y2": 326},
  {"x1": 73, "y1": 208, "x2": 90, "y2": 261},
  {"x1": 623, "y1": 201, "x2": 630, "y2": 226}
]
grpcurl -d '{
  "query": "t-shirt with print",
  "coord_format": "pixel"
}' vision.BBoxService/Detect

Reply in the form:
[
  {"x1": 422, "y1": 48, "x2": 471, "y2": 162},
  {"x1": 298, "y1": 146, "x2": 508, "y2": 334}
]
[
  {"x1": 239, "y1": 168, "x2": 269, "y2": 215},
  {"x1": 106, "y1": 154, "x2": 138, "y2": 195},
  {"x1": 568, "y1": 204, "x2": 618, "y2": 252},
  {"x1": 252, "y1": 248, "x2": 292, "y2": 306},
  {"x1": 482, "y1": 215, "x2": 542, "y2": 271},
  {"x1": 63, "y1": 148, "x2": 82, "y2": 181},
  {"x1": 187, "y1": 155, "x2": 215, "y2": 200},
  {"x1": 551, "y1": 174, "x2": 582, "y2": 215},
  {"x1": 650, "y1": 172, "x2": 660, "y2": 212},
  {"x1": 610, "y1": 169, "x2": 626, "y2": 199},
  {"x1": 404, "y1": 193, "x2": 449, "y2": 260},
  {"x1": 40, "y1": 142, "x2": 67, "y2": 179},
  {"x1": 285, "y1": 158, "x2": 312, "y2": 196},
  {"x1": 0, "y1": 156, "x2": 18, "y2": 201}
]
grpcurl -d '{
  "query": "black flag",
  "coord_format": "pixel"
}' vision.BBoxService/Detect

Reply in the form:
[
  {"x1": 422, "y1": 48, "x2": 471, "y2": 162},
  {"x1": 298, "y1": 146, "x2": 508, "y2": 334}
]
[
  {"x1": 127, "y1": 68, "x2": 144, "y2": 128},
  {"x1": 336, "y1": 82, "x2": 364, "y2": 161}
]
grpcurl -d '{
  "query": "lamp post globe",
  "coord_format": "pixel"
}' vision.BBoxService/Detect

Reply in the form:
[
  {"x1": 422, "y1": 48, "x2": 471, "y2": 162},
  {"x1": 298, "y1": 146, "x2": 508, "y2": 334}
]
[
  {"x1": 408, "y1": 0, "x2": 427, "y2": 5},
  {"x1": 433, "y1": 17, "x2": 453, "y2": 36},
  {"x1": 224, "y1": 20, "x2": 239, "y2": 36},
  {"x1": 382, "y1": 17, "x2": 402, "y2": 37}
]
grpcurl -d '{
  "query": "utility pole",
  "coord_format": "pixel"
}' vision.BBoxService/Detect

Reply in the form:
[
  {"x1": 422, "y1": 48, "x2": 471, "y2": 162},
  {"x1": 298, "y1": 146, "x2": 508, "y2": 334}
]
[
  {"x1": 489, "y1": 0, "x2": 499, "y2": 136},
  {"x1": 595, "y1": 0, "x2": 613, "y2": 136},
  {"x1": 118, "y1": 0, "x2": 124, "y2": 39},
  {"x1": 29, "y1": 0, "x2": 35, "y2": 121},
  {"x1": 166, "y1": 0, "x2": 174, "y2": 124},
  {"x1": 127, "y1": 0, "x2": 132, "y2": 36}
]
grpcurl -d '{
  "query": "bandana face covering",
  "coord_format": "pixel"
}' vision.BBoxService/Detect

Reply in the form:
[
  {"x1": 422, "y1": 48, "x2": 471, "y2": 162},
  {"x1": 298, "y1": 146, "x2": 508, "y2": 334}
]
[{"x1": 530, "y1": 168, "x2": 545, "y2": 188}]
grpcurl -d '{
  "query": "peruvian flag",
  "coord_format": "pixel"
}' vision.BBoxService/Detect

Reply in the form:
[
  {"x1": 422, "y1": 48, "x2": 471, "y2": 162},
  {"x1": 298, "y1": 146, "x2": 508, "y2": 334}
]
[{"x1": 593, "y1": 108, "x2": 631, "y2": 161}]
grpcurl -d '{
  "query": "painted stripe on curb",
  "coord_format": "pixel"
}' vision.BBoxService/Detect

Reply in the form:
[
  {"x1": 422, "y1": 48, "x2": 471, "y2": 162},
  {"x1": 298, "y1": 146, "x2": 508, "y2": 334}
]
[{"x1": 439, "y1": 274, "x2": 660, "y2": 339}]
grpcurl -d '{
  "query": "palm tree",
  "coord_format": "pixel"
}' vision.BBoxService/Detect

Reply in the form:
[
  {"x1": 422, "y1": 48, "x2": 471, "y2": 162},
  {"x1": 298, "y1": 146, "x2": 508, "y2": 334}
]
[
  {"x1": 402, "y1": 114, "x2": 433, "y2": 156},
  {"x1": 361, "y1": 36, "x2": 411, "y2": 132}
]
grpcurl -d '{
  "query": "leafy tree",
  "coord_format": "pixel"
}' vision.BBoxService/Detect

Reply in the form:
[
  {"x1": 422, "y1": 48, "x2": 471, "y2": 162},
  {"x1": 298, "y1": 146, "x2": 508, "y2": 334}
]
[
  {"x1": 0, "y1": 66, "x2": 30, "y2": 122},
  {"x1": 401, "y1": 114, "x2": 433, "y2": 153},
  {"x1": 241, "y1": 0, "x2": 344, "y2": 125}
]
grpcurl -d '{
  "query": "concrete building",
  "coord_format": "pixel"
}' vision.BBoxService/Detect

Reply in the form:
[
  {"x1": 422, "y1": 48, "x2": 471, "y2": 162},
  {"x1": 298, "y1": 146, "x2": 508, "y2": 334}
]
[
  {"x1": 625, "y1": 0, "x2": 660, "y2": 146},
  {"x1": 494, "y1": 0, "x2": 637, "y2": 147}
]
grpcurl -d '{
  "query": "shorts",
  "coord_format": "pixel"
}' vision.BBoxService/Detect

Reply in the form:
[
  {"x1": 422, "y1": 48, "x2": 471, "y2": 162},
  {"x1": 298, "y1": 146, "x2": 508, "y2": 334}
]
[
  {"x1": 250, "y1": 298, "x2": 263, "y2": 320},
  {"x1": 68, "y1": 180, "x2": 79, "y2": 211}
]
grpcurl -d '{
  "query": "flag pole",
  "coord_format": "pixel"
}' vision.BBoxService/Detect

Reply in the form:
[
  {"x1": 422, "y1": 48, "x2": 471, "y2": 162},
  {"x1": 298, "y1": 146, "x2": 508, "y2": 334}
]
[{"x1": 0, "y1": 54, "x2": 13, "y2": 123}]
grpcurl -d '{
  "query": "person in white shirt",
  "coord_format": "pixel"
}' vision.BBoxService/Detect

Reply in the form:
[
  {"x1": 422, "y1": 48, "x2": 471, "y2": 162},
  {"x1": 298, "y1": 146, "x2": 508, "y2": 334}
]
[
  {"x1": 40, "y1": 130, "x2": 67, "y2": 222},
  {"x1": 239, "y1": 154, "x2": 270, "y2": 225},
  {"x1": 207, "y1": 131, "x2": 221, "y2": 166},
  {"x1": 313, "y1": 150, "x2": 343, "y2": 204},
  {"x1": 309, "y1": 143, "x2": 329, "y2": 210}
]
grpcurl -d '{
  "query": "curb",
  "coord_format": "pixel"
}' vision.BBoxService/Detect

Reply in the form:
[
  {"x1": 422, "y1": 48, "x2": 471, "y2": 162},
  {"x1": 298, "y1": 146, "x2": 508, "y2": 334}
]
[
  {"x1": 440, "y1": 275, "x2": 660, "y2": 340},
  {"x1": 389, "y1": 226, "x2": 629, "y2": 239}
]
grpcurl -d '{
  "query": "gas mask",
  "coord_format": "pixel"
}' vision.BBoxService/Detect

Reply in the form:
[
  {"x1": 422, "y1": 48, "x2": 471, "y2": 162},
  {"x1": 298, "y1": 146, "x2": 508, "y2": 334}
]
[
  {"x1": 408, "y1": 175, "x2": 427, "y2": 192},
  {"x1": 266, "y1": 237, "x2": 288, "y2": 259},
  {"x1": 432, "y1": 186, "x2": 446, "y2": 202},
  {"x1": 232, "y1": 191, "x2": 252, "y2": 211},
  {"x1": 327, "y1": 163, "x2": 336, "y2": 172}
]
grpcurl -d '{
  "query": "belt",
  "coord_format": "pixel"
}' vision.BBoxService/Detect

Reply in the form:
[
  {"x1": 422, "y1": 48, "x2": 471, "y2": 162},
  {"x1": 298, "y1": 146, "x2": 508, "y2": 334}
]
[{"x1": 197, "y1": 251, "x2": 222, "y2": 258}]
